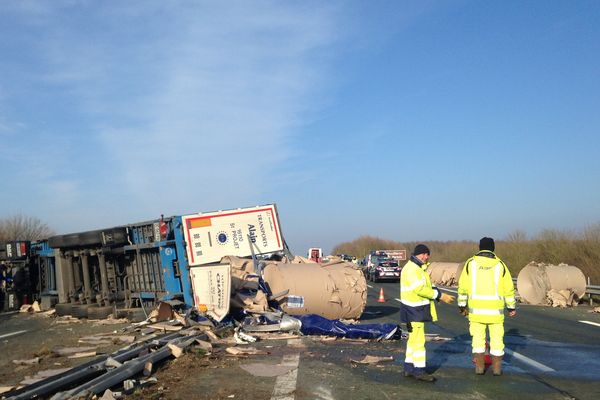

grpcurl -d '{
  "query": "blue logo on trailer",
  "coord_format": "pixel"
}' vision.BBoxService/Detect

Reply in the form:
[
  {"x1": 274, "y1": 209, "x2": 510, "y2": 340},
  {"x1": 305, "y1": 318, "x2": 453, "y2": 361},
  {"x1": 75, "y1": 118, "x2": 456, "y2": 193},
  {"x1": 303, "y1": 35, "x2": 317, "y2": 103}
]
[{"x1": 217, "y1": 232, "x2": 228, "y2": 245}]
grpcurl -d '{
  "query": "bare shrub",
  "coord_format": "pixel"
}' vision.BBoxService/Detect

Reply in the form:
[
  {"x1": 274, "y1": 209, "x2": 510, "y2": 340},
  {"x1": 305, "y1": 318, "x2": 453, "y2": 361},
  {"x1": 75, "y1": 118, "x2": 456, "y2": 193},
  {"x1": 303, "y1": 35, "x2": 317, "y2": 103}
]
[
  {"x1": 0, "y1": 214, "x2": 55, "y2": 241},
  {"x1": 332, "y1": 223, "x2": 600, "y2": 284}
]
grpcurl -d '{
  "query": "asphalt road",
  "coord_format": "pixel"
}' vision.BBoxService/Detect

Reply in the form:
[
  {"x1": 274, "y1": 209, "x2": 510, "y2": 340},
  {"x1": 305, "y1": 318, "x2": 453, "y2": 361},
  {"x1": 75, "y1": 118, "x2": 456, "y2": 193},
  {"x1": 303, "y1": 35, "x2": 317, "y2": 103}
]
[
  {"x1": 2, "y1": 282, "x2": 599, "y2": 400},
  {"x1": 355, "y1": 280, "x2": 600, "y2": 400}
]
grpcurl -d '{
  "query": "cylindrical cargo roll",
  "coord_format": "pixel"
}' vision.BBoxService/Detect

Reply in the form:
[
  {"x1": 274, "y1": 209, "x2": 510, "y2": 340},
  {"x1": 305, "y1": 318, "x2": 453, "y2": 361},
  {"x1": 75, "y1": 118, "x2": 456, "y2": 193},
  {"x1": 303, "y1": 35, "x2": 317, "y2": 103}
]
[
  {"x1": 262, "y1": 260, "x2": 367, "y2": 320},
  {"x1": 427, "y1": 262, "x2": 463, "y2": 287},
  {"x1": 517, "y1": 262, "x2": 587, "y2": 305}
]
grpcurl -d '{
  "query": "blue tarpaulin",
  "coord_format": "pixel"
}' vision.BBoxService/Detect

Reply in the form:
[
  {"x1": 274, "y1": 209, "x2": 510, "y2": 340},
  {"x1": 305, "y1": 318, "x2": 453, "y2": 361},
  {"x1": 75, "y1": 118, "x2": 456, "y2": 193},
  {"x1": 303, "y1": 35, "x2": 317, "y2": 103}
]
[{"x1": 297, "y1": 314, "x2": 399, "y2": 340}]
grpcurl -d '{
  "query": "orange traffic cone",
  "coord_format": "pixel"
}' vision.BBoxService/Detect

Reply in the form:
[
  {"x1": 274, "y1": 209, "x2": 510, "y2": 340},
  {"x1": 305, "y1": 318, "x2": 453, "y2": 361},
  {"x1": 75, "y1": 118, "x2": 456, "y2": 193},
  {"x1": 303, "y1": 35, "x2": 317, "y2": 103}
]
[
  {"x1": 484, "y1": 341, "x2": 492, "y2": 366},
  {"x1": 377, "y1": 288, "x2": 386, "y2": 303}
]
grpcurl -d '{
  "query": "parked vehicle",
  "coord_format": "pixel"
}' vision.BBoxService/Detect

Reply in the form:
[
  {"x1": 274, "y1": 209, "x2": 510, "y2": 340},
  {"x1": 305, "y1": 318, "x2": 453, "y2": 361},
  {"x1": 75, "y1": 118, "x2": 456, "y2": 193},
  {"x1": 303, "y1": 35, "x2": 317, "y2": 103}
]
[
  {"x1": 308, "y1": 248, "x2": 323, "y2": 263},
  {"x1": 367, "y1": 258, "x2": 401, "y2": 282}
]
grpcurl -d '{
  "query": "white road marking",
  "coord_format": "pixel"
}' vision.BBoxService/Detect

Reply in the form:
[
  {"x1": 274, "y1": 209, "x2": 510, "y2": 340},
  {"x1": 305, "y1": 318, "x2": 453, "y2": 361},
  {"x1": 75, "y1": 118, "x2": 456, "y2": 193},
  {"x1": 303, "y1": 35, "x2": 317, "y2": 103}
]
[
  {"x1": 271, "y1": 339, "x2": 301, "y2": 400},
  {"x1": 367, "y1": 284, "x2": 373, "y2": 289},
  {"x1": 504, "y1": 348, "x2": 555, "y2": 372},
  {"x1": 0, "y1": 330, "x2": 28, "y2": 340},
  {"x1": 579, "y1": 320, "x2": 600, "y2": 328}
]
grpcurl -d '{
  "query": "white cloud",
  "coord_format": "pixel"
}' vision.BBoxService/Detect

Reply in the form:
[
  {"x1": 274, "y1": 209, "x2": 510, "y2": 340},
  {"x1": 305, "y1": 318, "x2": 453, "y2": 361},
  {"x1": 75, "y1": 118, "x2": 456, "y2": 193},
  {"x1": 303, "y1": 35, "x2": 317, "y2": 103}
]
[{"x1": 0, "y1": 1, "x2": 343, "y2": 230}]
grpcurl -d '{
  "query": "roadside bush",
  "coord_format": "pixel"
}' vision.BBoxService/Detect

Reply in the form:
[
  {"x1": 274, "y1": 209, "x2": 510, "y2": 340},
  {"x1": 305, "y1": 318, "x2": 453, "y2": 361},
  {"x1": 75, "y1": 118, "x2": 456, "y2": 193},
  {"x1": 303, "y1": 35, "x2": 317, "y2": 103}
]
[{"x1": 332, "y1": 224, "x2": 600, "y2": 284}]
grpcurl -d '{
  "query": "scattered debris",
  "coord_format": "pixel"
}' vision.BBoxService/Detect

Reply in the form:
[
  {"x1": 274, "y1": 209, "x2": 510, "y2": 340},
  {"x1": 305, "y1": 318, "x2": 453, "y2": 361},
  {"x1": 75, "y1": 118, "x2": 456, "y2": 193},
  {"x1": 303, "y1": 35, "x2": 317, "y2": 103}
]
[
  {"x1": 546, "y1": 289, "x2": 578, "y2": 307},
  {"x1": 350, "y1": 355, "x2": 394, "y2": 364},
  {"x1": 92, "y1": 317, "x2": 129, "y2": 325},
  {"x1": 225, "y1": 347, "x2": 269, "y2": 356},
  {"x1": 54, "y1": 346, "x2": 97, "y2": 356},
  {"x1": 0, "y1": 386, "x2": 15, "y2": 395},
  {"x1": 68, "y1": 351, "x2": 97, "y2": 359},
  {"x1": 19, "y1": 301, "x2": 42, "y2": 313},
  {"x1": 12, "y1": 357, "x2": 40, "y2": 365},
  {"x1": 54, "y1": 316, "x2": 83, "y2": 324},
  {"x1": 99, "y1": 388, "x2": 118, "y2": 400}
]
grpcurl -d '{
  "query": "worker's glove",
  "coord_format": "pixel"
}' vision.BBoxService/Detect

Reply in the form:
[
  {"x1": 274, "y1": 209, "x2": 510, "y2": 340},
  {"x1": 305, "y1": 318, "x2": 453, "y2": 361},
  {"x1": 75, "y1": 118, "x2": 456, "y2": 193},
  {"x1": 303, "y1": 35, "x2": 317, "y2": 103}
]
[
  {"x1": 459, "y1": 306, "x2": 468, "y2": 316},
  {"x1": 406, "y1": 322, "x2": 413, "y2": 333},
  {"x1": 439, "y1": 293, "x2": 456, "y2": 304}
]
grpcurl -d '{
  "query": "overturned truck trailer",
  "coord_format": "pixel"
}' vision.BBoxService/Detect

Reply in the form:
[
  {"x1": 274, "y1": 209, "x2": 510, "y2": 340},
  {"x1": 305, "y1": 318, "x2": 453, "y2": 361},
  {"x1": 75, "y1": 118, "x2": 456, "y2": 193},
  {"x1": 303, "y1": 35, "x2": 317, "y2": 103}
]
[{"x1": 46, "y1": 204, "x2": 285, "y2": 318}]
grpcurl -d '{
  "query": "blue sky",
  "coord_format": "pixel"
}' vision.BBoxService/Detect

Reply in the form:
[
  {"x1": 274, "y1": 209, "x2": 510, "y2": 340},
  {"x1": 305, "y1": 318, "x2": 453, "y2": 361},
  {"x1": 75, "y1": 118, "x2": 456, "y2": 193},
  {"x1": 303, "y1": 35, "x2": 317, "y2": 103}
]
[{"x1": 1, "y1": 1, "x2": 599, "y2": 255}]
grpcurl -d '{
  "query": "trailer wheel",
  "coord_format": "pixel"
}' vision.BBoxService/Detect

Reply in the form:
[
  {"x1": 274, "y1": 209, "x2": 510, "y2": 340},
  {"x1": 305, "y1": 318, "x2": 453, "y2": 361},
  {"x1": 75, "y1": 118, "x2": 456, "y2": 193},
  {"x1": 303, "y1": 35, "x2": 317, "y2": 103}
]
[
  {"x1": 55, "y1": 303, "x2": 73, "y2": 316},
  {"x1": 71, "y1": 304, "x2": 90, "y2": 318},
  {"x1": 116, "y1": 307, "x2": 147, "y2": 322},
  {"x1": 87, "y1": 305, "x2": 113, "y2": 320}
]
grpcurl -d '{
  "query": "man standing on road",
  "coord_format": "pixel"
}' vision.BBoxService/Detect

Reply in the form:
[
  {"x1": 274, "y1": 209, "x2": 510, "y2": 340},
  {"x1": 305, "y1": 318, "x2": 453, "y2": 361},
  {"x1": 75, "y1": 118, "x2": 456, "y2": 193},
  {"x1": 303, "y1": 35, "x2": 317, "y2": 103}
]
[
  {"x1": 458, "y1": 237, "x2": 517, "y2": 376},
  {"x1": 400, "y1": 244, "x2": 455, "y2": 382}
]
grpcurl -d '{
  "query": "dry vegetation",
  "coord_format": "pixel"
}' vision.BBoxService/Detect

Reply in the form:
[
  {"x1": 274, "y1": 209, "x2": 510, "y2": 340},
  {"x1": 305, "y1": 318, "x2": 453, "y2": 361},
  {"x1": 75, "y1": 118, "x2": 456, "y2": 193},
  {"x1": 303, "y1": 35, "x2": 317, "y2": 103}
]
[
  {"x1": 0, "y1": 214, "x2": 55, "y2": 241},
  {"x1": 332, "y1": 223, "x2": 600, "y2": 284}
]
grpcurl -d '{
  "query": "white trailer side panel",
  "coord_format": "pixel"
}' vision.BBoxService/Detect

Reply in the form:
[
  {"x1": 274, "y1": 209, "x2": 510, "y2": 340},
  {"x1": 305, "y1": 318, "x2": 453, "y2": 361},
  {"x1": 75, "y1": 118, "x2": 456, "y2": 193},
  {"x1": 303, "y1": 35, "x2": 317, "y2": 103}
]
[{"x1": 182, "y1": 204, "x2": 283, "y2": 266}]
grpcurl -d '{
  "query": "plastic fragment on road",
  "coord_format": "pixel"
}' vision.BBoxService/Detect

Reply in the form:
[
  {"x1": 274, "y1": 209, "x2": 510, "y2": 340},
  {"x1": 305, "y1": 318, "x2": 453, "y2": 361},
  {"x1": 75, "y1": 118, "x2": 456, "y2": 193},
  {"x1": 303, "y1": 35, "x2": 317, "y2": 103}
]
[{"x1": 297, "y1": 314, "x2": 399, "y2": 340}]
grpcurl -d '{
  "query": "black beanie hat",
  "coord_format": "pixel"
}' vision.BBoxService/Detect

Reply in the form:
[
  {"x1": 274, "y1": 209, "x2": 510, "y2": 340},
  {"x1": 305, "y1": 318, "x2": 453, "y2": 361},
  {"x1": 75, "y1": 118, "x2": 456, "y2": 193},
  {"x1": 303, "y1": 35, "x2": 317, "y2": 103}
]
[
  {"x1": 479, "y1": 237, "x2": 495, "y2": 252},
  {"x1": 413, "y1": 244, "x2": 430, "y2": 256}
]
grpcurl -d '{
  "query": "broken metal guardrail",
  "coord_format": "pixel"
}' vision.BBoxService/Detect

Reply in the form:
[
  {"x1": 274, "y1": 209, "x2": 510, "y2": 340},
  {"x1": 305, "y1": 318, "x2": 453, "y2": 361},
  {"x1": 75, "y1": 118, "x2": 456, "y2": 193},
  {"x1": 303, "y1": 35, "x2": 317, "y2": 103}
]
[{"x1": 4, "y1": 329, "x2": 202, "y2": 400}]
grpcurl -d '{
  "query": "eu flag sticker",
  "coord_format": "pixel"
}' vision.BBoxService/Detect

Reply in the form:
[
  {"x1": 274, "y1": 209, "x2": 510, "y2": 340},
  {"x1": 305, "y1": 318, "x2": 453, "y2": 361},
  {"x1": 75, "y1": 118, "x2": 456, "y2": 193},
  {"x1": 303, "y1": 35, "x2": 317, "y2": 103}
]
[{"x1": 217, "y1": 231, "x2": 228, "y2": 245}]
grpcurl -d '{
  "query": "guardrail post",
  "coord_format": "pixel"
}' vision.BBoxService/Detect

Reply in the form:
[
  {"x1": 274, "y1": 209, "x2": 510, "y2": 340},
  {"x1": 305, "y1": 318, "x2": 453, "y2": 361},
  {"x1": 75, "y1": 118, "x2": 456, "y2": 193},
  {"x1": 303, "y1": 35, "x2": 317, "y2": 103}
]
[{"x1": 589, "y1": 276, "x2": 593, "y2": 306}]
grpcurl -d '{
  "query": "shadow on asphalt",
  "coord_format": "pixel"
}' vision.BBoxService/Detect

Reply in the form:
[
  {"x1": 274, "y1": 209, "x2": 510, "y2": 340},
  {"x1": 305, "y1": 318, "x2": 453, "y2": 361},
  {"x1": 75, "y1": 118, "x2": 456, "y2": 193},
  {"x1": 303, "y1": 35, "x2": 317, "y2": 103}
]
[{"x1": 427, "y1": 333, "x2": 472, "y2": 373}]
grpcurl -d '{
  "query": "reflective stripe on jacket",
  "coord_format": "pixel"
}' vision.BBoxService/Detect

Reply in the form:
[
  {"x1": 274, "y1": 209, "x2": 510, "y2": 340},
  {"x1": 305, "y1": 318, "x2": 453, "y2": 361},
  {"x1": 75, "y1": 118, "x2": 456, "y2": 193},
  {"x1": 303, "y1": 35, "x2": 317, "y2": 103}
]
[
  {"x1": 400, "y1": 258, "x2": 439, "y2": 323},
  {"x1": 457, "y1": 251, "x2": 515, "y2": 323}
]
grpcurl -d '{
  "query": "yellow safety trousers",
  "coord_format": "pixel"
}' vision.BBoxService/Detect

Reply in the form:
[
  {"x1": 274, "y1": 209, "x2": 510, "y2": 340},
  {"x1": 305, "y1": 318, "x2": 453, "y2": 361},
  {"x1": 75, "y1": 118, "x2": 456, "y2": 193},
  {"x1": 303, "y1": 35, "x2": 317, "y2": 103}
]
[
  {"x1": 469, "y1": 321, "x2": 505, "y2": 356},
  {"x1": 405, "y1": 322, "x2": 426, "y2": 368}
]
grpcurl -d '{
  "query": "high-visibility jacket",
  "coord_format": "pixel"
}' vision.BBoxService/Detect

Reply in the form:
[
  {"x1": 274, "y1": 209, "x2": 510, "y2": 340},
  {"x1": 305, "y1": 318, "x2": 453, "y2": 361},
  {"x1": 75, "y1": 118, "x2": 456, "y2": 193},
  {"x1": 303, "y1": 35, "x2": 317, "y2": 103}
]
[
  {"x1": 400, "y1": 257, "x2": 440, "y2": 323},
  {"x1": 457, "y1": 251, "x2": 516, "y2": 323}
]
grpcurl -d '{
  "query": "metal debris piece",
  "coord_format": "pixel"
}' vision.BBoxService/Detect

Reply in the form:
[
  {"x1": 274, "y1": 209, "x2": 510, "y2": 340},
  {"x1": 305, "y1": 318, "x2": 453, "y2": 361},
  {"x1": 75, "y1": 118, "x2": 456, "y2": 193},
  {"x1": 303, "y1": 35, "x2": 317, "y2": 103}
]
[{"x1": 234, "y1": 329, "x2": 257, "y2": 344}]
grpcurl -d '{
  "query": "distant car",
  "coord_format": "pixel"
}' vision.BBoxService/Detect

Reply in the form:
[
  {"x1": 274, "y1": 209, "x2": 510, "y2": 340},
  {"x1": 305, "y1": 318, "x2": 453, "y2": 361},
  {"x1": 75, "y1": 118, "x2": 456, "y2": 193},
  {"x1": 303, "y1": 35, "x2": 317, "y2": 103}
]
[{"x1": 367, "y1": 259, "x2": 400, "y2": 282}]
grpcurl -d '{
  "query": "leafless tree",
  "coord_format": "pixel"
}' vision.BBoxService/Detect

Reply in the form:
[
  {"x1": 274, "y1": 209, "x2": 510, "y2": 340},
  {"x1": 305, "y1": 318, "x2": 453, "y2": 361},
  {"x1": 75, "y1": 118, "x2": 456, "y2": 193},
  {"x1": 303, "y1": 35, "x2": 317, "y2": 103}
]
[{"x1": 0, "y1": 214, "x2": 55, "y2": 241}]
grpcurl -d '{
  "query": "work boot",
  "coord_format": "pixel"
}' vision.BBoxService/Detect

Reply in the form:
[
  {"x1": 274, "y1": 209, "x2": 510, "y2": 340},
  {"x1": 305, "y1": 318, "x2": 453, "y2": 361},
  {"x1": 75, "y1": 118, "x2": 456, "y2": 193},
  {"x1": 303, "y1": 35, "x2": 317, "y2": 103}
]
[
  {"x1": 414, "y1": 373, "x2": 436, "y2": 382},
  {"x1": 474, "y1": 353, "x2": 485, "y2": 375},
  {"x1": 492, "y1": 356, "x2": 503, "y2": 376}
]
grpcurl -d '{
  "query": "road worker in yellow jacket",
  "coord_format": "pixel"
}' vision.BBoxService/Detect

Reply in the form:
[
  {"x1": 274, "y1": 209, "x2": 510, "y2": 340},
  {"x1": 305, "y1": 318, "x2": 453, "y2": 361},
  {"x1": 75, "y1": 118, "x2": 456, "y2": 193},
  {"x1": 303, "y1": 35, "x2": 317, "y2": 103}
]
[
  {"x1": 400, "y1": 244, "x2": 455, "y2": 382},
  {"x1": 458, "y1": 237, "x2": 516, "y2": 376}
]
